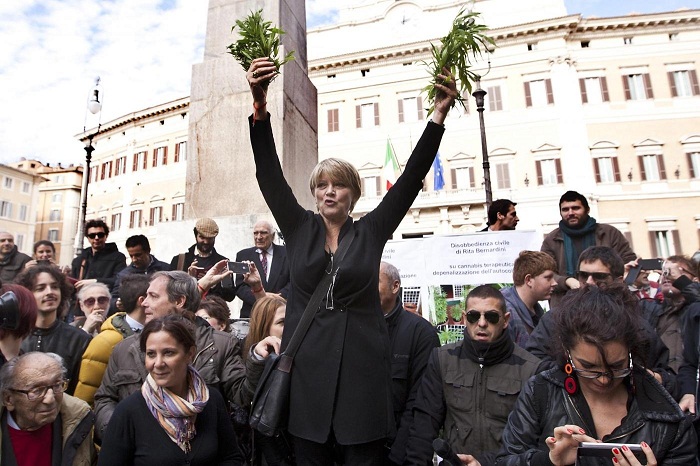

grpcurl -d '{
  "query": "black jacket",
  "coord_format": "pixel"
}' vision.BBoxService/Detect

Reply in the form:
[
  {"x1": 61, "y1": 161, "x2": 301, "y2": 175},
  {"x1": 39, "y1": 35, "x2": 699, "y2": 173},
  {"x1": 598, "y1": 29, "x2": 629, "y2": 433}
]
[
  {"x1": 251, "y1": 115, "x2": 445, "y2": 444},
  {"x1": 20, "y1": 319, "x2": 92, "y2": 395},
  {"x1": 384, "y1": 299, "x2": 440, "y2": 465},
  {"x1": 495, "y1": 368, "x2": 698, "y2": 465},
  {"x1": 170, "y1": 245, "x2": 237, "y2": 301},
  {"x1": 678, "y1": 302, "x2": 700, "y2": 398},
  {"x1": 526, "y1": 307, "x2": 677, "y2": 398},
  {"x1": 405, "y1": 333, "x2": 543, "y2": 466},
  {"x1": 0, "y1": 246, "x2": 31, "y2": 283},
  {"x1": 235, "y1": 244, "x2": 290, "y2": 318},
  {"x1": 70, "y1": 243, "x2": 127, "y2": 290}
]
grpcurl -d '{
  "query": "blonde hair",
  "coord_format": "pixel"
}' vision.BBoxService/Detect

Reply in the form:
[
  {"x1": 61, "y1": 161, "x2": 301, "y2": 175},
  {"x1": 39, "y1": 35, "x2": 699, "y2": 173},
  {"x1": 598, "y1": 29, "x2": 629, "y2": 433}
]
[
  {"x1": 243, "y1": 295, "x2": 287, "y2": 358},
  {"x1": 308, "y1": 158, "x2": 362, "y2": 212}
]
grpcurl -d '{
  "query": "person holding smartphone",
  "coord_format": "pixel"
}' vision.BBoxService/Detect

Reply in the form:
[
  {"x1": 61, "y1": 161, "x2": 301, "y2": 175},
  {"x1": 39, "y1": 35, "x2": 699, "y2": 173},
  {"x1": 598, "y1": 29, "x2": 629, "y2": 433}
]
[{"x1": 496, "y1": 283, "x2": 697, "y2": 465}]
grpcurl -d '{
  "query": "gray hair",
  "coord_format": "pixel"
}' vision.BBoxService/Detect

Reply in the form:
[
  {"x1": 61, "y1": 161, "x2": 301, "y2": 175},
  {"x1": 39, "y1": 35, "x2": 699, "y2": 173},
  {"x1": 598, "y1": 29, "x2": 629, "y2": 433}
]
[
  {"x1": 380, "y1": 261, "x2": 401, "y2": 285},
  {"x1": 150, "y1": 270, "x2": 201, "y2": 314},
  {"x1": 76, "y1": 282, "x2": 111, "y2": 302},
  {"x1": 0, "y1": 352, "x2": 67, "y2": 395}
]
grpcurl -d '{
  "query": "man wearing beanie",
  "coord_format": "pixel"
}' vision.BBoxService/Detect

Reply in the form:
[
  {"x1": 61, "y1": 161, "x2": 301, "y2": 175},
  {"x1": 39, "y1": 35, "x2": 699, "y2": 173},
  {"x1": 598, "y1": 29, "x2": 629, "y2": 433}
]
[{"x1": 170, "y1": 218, "x2": 236, "y2": 300}]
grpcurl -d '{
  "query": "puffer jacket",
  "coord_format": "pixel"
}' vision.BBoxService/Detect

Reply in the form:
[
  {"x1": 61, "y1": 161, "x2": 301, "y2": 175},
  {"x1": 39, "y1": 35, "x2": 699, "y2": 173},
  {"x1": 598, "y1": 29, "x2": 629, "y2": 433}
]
[
  {"x1": 73, "y1": 313, "x2": 135, "y2": 406},
  {"x1": 0, "y1": 394, "x2": 96, "y2": 466},
  {"x1": 0, "y1": 246, "x2": 31, "y2": 283},
  {"x1": 495, "y1": 368, "x2": 697, "y2": 465},
  {"x1": 93, "y1": 317, "x2": 250, "y2": 441}
]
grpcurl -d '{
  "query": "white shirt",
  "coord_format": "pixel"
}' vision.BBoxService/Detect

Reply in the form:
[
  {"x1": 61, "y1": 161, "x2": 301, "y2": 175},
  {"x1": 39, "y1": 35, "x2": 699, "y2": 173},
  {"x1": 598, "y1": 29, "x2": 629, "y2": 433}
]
[{"x1": 256, "y1": 245, "x2": 274, "y2": 281}]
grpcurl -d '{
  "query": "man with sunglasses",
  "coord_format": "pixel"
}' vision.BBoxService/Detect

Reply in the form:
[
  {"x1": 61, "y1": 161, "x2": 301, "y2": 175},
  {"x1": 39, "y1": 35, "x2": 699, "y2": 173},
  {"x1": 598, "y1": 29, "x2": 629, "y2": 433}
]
[
  {"x1": 0, "y1": 352, "x2": 96, "y2": 465},
  {"x1": 404, "y1": 285, "x2": 543, "y2": 466},
  {"x1": 70, "y1": 219, "x2": 126, "y2": 293},
  {"x1": 526, "y1": 246, "x2": 677, "y2": 396}
]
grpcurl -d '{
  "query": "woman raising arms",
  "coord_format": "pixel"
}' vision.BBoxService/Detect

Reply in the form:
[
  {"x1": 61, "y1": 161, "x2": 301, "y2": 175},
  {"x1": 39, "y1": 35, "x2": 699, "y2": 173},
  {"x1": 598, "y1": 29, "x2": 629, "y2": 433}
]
[{"x1": 246, "y1": 57, "x2": 457, "y2": 464}]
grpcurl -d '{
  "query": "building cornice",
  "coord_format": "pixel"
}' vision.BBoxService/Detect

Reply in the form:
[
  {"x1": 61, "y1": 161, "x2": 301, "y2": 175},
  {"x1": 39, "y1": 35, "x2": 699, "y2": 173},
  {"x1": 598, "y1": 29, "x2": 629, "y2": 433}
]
[{"x1": 77, "y1": 97, "x2": 190, "y2": 142}]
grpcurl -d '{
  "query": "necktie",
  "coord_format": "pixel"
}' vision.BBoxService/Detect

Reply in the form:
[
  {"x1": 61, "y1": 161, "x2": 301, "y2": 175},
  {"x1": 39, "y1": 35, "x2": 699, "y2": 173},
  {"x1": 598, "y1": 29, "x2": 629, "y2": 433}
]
[{"x1": 261, "y1": 249, "x2": 268, "y2": 279}]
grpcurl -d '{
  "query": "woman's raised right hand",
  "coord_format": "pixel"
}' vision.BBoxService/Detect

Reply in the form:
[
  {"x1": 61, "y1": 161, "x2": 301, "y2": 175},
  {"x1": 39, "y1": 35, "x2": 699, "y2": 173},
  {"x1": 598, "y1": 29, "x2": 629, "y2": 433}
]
[
  {"x1": 247, "y1": 57, "x2": 277, "y2": 114},
  {"x1": 253, "y1": 335, "x2": 281, "y2": 359},
  {"x1": 546, "y1": 424, "x2": 597, "y2": 466}
]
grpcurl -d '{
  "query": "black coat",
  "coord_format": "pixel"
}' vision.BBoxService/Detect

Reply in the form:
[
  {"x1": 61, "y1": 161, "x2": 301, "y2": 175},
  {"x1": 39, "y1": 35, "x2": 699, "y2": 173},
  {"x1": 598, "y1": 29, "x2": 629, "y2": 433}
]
[
  {"x1": 169, "y1": 245, "x2": 236, "y2": 301},
  {"x1": 0, "y1": 246, "x2": 31, "y2": 283},
  {"x1": 70, "y1": 243, "x2": 127, "y2": 290},
  {"x1": 234, "y1": 244, "x2": 290, "y2": 318},
  {"x1": 250, "y1": 115, "x2": 445, "y2": 444},
  {"x1": 494, "y1": 368, "x2": 698, "y2": 465},
  {"x1": 20, "y1": 320, "x2": 91, "y2": 395}
]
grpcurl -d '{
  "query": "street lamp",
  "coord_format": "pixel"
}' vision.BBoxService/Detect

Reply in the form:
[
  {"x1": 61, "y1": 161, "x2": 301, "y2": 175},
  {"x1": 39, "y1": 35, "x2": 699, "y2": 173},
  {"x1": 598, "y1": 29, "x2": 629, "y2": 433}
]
[
  {"x1": 74, "y1": 77, "x2": 103, "y2": 257},
  {"x1": 472, "y1": 79, "x2": 492, "y2": 206}
]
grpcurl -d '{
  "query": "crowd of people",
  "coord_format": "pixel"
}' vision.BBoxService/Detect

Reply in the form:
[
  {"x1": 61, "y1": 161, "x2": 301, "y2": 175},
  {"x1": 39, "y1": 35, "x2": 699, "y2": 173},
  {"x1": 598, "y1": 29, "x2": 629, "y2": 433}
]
[{"x1": 0, "y1": 59, "x2": 697, "y2": 466}]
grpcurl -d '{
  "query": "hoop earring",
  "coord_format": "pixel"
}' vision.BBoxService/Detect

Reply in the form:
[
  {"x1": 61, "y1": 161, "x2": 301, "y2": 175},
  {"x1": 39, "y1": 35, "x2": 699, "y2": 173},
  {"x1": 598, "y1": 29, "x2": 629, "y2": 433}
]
[{"x1": 564, "y1": 362, "x2": 578, "y2": 395}]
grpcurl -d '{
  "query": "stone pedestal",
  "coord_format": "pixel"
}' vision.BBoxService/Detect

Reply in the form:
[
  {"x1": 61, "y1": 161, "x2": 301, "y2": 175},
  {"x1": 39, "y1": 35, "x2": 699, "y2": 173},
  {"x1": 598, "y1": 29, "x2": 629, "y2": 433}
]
[{"x1": 184, "y1": 0, "x2": 317, "y2": 246}]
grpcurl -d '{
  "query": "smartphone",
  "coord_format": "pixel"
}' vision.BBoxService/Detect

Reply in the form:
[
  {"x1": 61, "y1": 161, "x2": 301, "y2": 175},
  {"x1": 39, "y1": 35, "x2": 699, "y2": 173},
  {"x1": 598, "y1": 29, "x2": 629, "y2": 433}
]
[
  {"x1": 227, "y1": 261, "x2": 250, "y2": 274},
  {"x1": 625, "y1": 258, "x2": 664, "y2": 285},
  {"x1": 577, "y1": 442, "x2": 644, "y2": 461}
]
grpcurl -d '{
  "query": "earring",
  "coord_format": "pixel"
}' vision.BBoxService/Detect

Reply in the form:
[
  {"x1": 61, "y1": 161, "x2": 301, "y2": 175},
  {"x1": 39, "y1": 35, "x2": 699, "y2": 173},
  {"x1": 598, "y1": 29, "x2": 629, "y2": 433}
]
[
  {"x1": 564, "y1": 362, "x2": 577, "y2": 395},
  {"x1": 628, "y1": 352, "x2": 636, "y2": 395}
]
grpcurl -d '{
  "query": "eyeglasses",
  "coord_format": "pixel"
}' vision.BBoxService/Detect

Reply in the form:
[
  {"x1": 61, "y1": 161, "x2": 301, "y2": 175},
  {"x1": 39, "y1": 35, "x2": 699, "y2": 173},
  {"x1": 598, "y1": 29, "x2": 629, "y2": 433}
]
[
  {"x1": 577, "y1": 271, "x2": 612, "y2": 282},
  {"x1": 87, "y1": 232, "x2": 106, "y2": 239},
  {"x1": 662, "y1": 267, "x2": 696, "y2": 279},
  {"x1": 465, "y1": 310, "x2": 501, "y2": 325},
  {"x1": 9, "y1": 380, "x2": 68, "y2": 401},
  {"x1": 83, "y1": 296, "x2": 110, "y2": 307},
  {"x1": 567, "y1": 351, "x2": 632, "y2": 379}
]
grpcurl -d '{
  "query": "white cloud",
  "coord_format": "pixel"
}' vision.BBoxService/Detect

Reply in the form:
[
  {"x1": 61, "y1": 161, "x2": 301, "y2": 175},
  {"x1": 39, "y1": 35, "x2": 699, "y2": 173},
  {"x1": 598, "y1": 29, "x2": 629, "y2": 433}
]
[{"x1": 0, "y1": 0, "x2": 206, "y2": 166}]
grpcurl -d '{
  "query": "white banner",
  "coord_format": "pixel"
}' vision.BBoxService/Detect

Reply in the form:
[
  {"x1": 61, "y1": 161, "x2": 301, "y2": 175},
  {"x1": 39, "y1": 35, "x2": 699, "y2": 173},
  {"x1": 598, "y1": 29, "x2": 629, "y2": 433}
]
[{"x1": 382, "y1": 230, "x2": 541, "y2": 286}]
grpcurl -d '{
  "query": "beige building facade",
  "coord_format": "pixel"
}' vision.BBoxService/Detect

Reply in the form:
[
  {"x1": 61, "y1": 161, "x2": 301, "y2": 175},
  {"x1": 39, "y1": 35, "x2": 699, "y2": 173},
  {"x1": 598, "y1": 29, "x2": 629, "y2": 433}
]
[
  {"x1": 77, "y1": 0, "x2": 700, "y2": 263},
  {"x1": 0, "y1": 163, "x2": 43, "y2": 255}
]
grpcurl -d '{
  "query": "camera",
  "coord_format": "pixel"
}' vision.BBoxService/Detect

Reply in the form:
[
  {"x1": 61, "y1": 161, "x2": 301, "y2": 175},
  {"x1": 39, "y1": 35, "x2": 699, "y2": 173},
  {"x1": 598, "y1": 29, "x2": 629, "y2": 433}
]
[{"x1": 0, "y1": 291, "x2": 20, "y2": 330}]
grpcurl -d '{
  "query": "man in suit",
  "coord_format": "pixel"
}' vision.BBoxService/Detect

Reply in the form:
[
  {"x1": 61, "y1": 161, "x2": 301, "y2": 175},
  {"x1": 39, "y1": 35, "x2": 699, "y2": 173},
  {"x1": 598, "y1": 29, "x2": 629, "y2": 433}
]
[{"x1": 235, "y1": 220, "x2": 290, "y2": 318}]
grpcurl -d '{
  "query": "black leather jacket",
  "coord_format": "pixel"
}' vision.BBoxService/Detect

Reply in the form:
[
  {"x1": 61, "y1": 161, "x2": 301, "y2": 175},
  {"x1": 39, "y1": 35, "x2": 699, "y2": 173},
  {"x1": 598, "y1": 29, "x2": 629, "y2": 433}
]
[
  {"x1": 20, "y1": 320, "x2": 92, "y2": 395},
  {"x1": 495, "y1": 368, "x2": 697, "y2": 465}
]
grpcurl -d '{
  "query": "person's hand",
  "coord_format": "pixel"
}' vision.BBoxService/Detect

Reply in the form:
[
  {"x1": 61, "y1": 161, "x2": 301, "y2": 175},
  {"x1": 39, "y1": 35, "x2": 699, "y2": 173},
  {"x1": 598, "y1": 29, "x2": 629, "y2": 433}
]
[
  {"x1": 247, "y1": 57, "x2": 277, "y2": 119},
  {"x1": 253, "y1": 335, "x2": 281, "y2": 359},
  {"x1": 75, "y1": 279, "x2": 97, "y2": 290},
  {"x1": 546, "y1": 424, "x2": 597, "y2": 466},
  {"x1": 456, "y1": 454, "x2": 481, "y2": 465},
  {"x1": 198, "y1": 259, "x2": 231, "y2": 293},
  {"x1": 431, "y1": 67, "x2": 458, "y2": 125},
  {"x1": 82, "y1": 309, "x2": 106, "y2": 334},
  {"x1": 623, "y1": 258, "x2": 640, "y2": 281},
  {"x1": 187, "y1": 260, "x2": 203, "y2": 278},
  {"x1": 565, "y1": 277, "x2": 581, "y2": 290},
  {"x1": 645, "y1": 369, "x2": 663, "y2": 384},
  {"x1": 243, "y1": 261, "x2": 262, "y2": 288},
  {"x1": 679, "y1": 394, "x2": 696, "y2": 414},
  {"x1": 613, "y1": 442, "x2": 657, "y2": 466}
]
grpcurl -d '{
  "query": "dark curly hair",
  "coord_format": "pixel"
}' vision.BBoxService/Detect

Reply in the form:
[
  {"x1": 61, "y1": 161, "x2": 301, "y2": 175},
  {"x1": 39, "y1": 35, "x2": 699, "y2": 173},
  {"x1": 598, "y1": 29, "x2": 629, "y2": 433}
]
[
  {"x1": 552, "y1": 283, "x2": 648, "y2": 375},
  {"x1": 13, "y1": 265, "x2": 74, "y2": 317},
  {"x1": 84, "y1": 219, "x2": 109, "y2": 237}
]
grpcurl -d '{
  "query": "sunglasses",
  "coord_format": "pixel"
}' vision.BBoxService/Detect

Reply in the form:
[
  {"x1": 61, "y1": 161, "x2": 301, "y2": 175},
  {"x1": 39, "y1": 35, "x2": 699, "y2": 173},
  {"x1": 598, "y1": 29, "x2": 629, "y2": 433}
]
[
  {"x1": 465, "y1": 310, "x2": 501, "y2": 325},
  {"x1": 577, "y1": 271, "x2": 612, "y2": 281},
  {"x1": 83, "y1": 296, "x2": 110, "y2": 307},
  {"x1": 87, "y1": 232, "x2": 106, "y2": 239}
]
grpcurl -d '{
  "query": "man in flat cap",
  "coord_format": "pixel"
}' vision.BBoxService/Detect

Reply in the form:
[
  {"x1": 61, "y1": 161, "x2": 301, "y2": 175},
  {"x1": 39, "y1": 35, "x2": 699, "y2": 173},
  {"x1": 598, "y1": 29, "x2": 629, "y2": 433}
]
[{"x1": 170, "y1": 218, "x2": 236, "y2": 301}]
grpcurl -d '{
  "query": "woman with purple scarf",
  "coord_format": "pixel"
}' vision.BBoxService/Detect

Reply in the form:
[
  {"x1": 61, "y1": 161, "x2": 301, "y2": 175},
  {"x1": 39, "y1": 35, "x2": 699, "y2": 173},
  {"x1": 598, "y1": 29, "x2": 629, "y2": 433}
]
[{"x1": 98, "y1": 315, "x2": 243, "y2": 465}]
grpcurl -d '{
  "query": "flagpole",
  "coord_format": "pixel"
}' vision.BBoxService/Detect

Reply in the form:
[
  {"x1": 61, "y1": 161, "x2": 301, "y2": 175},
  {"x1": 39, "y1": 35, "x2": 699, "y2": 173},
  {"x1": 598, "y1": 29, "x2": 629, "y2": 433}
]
[{"x1": 389, "y1": 139, "x2": 403, "y2": 174}]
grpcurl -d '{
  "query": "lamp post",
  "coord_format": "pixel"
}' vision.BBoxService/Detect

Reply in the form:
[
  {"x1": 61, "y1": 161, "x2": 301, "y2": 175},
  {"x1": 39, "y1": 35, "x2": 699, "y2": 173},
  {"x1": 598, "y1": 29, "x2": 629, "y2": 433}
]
[
  {"x1": 472, "y1": 78, "x2": 492, "y2": 206},
  {"x1": 74, "y1": 77, "x2": 103, "y2": 257}
]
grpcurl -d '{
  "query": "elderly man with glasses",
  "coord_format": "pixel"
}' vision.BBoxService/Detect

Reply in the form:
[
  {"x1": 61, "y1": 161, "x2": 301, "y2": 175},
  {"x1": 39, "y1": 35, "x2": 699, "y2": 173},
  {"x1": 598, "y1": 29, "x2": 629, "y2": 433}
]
[
  {"x1": 404, "y1": 285, "x2": 544, "y2": 466},
  {"x1": 0, "y1": 352, "x2": 96, "y2": 465}
]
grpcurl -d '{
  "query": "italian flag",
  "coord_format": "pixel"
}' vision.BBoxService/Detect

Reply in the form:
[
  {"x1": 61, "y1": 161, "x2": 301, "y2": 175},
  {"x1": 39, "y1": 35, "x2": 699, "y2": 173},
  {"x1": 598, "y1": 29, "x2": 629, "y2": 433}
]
[{"x1": 383, "y1": 139, "x2": 400, "y2": 191}]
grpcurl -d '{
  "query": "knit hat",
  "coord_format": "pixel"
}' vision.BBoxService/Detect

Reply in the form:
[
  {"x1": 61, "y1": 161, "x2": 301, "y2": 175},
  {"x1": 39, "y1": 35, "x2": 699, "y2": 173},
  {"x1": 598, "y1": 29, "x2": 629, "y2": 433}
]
[{"x1": 195, "y1": 218, "x2": 219, "y2": 237}]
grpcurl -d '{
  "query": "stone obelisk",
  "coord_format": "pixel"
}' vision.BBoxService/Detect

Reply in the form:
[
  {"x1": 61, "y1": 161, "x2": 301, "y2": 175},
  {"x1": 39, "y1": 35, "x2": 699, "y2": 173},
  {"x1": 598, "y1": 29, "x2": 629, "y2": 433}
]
[{"x1": 185, "y1": 0, "x2": 317, "y2": 249}]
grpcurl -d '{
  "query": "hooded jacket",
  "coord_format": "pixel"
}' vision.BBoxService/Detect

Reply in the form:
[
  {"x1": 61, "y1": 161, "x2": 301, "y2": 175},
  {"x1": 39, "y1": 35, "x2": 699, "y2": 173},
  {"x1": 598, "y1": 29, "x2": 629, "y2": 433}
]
[{"x1": 70, "y1": 243, "x2": 126, "y2": 290}]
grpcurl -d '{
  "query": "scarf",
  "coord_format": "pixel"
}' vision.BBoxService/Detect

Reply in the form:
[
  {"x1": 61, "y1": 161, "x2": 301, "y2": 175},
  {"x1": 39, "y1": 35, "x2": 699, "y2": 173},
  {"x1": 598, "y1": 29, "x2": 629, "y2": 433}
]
[
  {"x1": 559, "y1": 216, "x2": 597, "y2": 277},
  {"x1": 141, "y1": 365, "x2": 209, "y2": 453},
  {"x1": 461, "y1": 329, "x2": 514, "y2": 366}
]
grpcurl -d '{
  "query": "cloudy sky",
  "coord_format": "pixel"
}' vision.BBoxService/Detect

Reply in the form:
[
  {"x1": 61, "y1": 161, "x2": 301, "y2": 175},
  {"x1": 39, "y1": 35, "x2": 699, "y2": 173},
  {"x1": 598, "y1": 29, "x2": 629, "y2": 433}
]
[{"x1": 1, "y1": 0, "x2": 698, "y2": 167}]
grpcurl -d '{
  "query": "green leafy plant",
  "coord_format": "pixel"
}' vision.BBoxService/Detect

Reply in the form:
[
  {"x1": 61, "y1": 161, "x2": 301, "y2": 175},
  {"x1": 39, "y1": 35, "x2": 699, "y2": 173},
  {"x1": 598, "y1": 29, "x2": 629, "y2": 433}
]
[
  {"x1": 438, "y1": 328, "x2": 464, "y2": 345},
  {"x1": 432, "y1": 286, "x2": 447, "y2": 325},
  {"x1": 227, "y1": 9, "x2": 295, "y2": 81},
  {"x1": 450, "y1": 299, "x2": 464, "y2": 322},
  {"x1": 422, "y1": 9, "x2": 495, "y2": 115}
]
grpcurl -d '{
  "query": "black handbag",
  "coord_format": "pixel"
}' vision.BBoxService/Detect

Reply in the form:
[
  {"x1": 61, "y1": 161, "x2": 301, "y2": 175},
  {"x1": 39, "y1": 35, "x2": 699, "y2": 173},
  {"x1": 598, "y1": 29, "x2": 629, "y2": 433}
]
[{"x1": 249, "y1": 226, "x2": 356, "y2": 437}]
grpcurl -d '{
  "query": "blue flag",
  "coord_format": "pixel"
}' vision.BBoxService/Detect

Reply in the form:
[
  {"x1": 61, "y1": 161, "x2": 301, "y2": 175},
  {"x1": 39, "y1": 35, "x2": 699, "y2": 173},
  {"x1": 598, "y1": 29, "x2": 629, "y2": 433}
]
[{"x1": 433, "y1": 151, "x2": 445, "y2": 191}]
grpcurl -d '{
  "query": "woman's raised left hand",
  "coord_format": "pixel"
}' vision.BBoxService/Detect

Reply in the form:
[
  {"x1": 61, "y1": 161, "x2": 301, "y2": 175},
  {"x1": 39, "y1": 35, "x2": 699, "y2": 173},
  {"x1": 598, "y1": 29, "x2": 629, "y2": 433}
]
[
  {"x1": 613, "y1": 442, "x2": 657, "y2": 466},
  {"x1": 198, "y1": 259, "x2": 231, "y2": 292}
]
